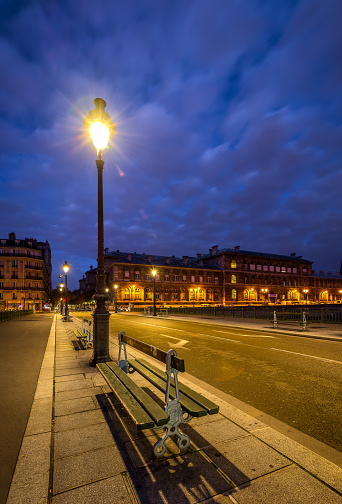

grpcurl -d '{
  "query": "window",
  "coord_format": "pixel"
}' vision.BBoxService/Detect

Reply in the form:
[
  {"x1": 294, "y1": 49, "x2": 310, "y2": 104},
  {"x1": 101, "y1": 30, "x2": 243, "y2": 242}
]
[
  {"x1": 174, "y1": 275, "x2": 178, "y2": 282},
  {"x1": 231, "y1": 274, "x2": 237, "y2": 284},
  {"x1": 293, "y1": 268, "x2": 297, "y2": 274},
  {"x1": 173, "y1": 289, "x2": 179, "y2": 300},
  {"x1": 287, "y1": 268, "x2": 292, "y2": 273},
  {"x1": 214, "y1": 277, "x2": 219, "y2": 284},
  {"x1": 263, "y1": 265, "x2": 268, "y2": 271},
  {"x1": 125, "y1": 270, "x2": 129, "y2": 278},
  {"x1": 276, "y1": 266, "x2": 280, "y2": 273},
  {"x1": 146, "y1": 273, "x2": 150, "y2": 281},
  {"x1": 269, "y1": 266, "x2": 274, "y2": 272},
  {"x1": 257, "y1": 265, "x2": 262, "y2": 271},
  {"x1": 12, "y1": 260, "x2": 18, "y2": 267},
  {"x1": 207, "y1": 277, "x2": 211, "y2": 283},
  {"x1": 250, "y1": 264, "x2": 255, "y2": 270},
  {"x1": 281, "y1": 266, "x2": 286, "y2": 273},
  {"x1": 232, "y1": 289, "x2": 237, "y2": 300},
  {"x1": 191, "y1": 275, "x2": 195, "y2": 283},
  {"x1": 135, "y1": 271, "x2": 140, "y2": 280},
  {"x1": 0, "y1": 282, "x2": 3, "y2": 289},
  {"x1": 165, "y1": 274, "x2": 169, "y2": 281},
  {"x1": 198, "y1": 289, "x2": 204, "y2": 300},
  {"x1": 199, "y1": 276, "x2": 203, "y2": 283},
  {"x1": 135, "y1": 288, "x2": 141, "y2": 299},
  {"x1": 13, "y1": 293, "x2": 17, "y2": 299},
  {"x1": 156, "y1": 274, "x2": 160, "y2": 281},
  {"x1": 231, "y1": 260, "x2": 237, "y2": 269},
  {"x1": 13, "y1": 282, "x2": 17, "y2": 289},
  {"x1": 183, "y1": 275, "x2": 187, "y2": 282},
  {"x1": 303, "y1": 268, "x2": 307, "y2": 273}
]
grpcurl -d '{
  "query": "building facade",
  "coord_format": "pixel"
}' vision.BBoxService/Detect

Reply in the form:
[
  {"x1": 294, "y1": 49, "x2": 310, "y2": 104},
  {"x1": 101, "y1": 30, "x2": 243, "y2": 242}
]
[
  {"x1": 0, "y1": 233, "x2": 52, "y2": 311},
  {"x1": 79, "y1": 245, "x2": 342, "y2": 307}
]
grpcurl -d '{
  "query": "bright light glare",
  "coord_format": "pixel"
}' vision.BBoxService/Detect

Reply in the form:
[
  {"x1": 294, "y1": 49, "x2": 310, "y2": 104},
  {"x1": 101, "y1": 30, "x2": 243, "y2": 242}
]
[{"x1": 89, "y1": 122, "x2": 110, "y2": 152}]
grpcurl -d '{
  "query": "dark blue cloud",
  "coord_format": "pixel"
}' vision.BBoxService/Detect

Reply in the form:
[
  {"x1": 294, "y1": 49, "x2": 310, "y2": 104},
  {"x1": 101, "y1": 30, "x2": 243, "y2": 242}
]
[{"x1": 0, "y1": 0, "x2": 341, "y2": 289}]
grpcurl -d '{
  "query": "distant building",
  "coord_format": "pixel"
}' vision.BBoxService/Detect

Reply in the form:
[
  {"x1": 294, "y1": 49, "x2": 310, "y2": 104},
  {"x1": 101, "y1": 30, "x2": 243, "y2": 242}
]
[
  {"x1": 0, "y1": 232, "x2": 52, "y2": 311},
  {"x1": 79, "y1": 245, "x2": 342, "y2": 306}
]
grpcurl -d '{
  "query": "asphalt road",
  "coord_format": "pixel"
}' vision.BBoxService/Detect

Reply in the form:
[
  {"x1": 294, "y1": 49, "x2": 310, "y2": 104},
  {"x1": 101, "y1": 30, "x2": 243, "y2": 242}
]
[
  {"x1": 87, "y1": 313, "x2": 342, "y2": 453},
  {"x1": 0, "y1": 314, "x2": 53, "y2": 504}
]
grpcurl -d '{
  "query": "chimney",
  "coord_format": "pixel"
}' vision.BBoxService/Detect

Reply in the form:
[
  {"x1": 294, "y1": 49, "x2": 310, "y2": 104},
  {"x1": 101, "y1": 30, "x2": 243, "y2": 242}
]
[
  {"x1": 128, "y1": 253, "x2": 132, "y2": 261},
  {"x1": 196, "y1": 253, "x2": 201, "y2": 258},
  {"x1": 183, "y1": 256, "x2": 188, "y2": 265},
  {"x1": 104, "y1": 247, "x2": 109, "y2": 254},
  {"x1": 290, "y1": 253, "x2": 296, "y2": 257},
  {"x1": 148, "y1": 255, "x2": 152, "y2": 263},
  {"x1": 212, "y1": 245, "x2": 218, "y2": 255},
  {"x1": 234, "y1": 245, "x2": 240, "y2": 251},
  {"x1": 9, "y1": 232, "x2": 16, "y2": 240}
]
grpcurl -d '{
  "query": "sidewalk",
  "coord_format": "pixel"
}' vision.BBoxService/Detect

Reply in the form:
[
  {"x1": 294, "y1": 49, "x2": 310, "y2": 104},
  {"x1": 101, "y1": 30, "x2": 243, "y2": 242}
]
[{"x1": 6, "y1": 314, "x2": 342, "y2": 503}]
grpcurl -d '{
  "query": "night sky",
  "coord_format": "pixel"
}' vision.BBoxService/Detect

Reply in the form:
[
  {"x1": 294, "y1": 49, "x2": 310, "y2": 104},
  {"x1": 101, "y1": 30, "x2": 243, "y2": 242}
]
[{"x1": 1, "y1": 0, "x2": 341, "y2": 291}]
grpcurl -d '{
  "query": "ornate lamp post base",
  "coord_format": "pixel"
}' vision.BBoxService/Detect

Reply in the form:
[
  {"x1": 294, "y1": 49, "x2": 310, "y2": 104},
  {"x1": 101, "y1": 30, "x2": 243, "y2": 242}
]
[{"x1": 89, "y1": 292, "x2": 111, "y2": 366}]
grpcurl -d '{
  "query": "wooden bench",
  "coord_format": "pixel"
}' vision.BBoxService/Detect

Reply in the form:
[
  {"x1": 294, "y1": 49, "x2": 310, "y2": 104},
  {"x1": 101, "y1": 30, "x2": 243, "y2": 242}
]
[
  {"x1": 96, "y1": 331, "x2": 219, "y2": 457},
  {"x1": 271, "y1": 311, "x2": 308, "y2": 331},
  {"x1": 159, "y1": 308, "x2": 168, "y2": 317},
  {"x1": 73, "y1": 329, "x2": 93, "y2": 348}
]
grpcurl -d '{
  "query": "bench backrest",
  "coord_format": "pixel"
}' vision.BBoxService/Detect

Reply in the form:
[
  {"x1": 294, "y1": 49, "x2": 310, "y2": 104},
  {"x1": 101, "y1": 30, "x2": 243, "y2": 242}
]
[{"x1": 119, "y1": 331, "x2": 185, "y2": 372}]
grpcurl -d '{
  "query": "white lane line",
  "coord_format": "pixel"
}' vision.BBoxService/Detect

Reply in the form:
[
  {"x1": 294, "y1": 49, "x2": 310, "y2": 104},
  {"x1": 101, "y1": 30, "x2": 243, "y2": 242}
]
[
  {"x1": 160, "y1": 334, "x2": 189, "y2": 347},
  {"x1": 212, "y1": 330, "x2": 277, "y2": 339},
  {"x1": 133, "y1": 322, "x2": 185, "y2": 331},
  {"x1": 270, "y1": 348, "x2": 342, "y2": 364}
]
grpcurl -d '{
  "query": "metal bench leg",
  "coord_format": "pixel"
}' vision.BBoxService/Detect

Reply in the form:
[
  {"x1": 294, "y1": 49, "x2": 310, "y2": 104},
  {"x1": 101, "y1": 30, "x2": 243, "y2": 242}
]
[{"x1": 153, "y1": 400, "x2": 191, "y2": 457}]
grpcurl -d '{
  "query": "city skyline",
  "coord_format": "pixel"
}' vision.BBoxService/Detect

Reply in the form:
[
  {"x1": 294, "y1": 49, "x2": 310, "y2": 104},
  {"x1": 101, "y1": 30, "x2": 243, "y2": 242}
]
[{"x1": 1, "y1": 1, "x2": 341, "y2": 291}]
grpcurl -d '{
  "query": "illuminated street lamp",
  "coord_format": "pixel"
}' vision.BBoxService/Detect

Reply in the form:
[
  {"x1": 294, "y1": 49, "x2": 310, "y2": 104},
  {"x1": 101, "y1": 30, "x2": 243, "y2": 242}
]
[
  {"x1": 303, "y1": 289, "x2": 309, "y2": 304},
  {"x1": 59, "y1": 282, "x2": 64, "y2": 314},
  {"x1": 62, "y1": 261, "x2": 69, "y2": 317},
  {"x1": 114, "y1": 284, "x2": 118, "y2": 313},
  {"x1": 152, "y1": 270, "x2": 157, "y2": 316},
  {"x1": 84, "y1": 98, "x2": 115, "y2": 366},
  {"x1": 261, "y1": 288, "x2": 268, "y2": 303},
  {"x1": 190, "y1": 288, "x2": 198, "y2": 307}
]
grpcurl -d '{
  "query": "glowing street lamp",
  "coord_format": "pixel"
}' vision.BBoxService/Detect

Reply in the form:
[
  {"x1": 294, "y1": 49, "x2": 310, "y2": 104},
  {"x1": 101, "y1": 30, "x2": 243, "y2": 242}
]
[
  {"x1": 59, "y1": 282, "x2": 64, "y2": 314},
  {"x1": 62, "y1": 261, "x2": 69, "y2": 317},
  {"x1": 84, "y1": 98, "x2": 115, "y2": 366},
  {"x1": 152, "y1": 270, "x2": 157, "y2": 316},
  {"x1": 114, "y1": 284, "x2": 118, "y2": 313},
  {"x1": 303, "y1": 289, "x2": 309, "y2": 304}
]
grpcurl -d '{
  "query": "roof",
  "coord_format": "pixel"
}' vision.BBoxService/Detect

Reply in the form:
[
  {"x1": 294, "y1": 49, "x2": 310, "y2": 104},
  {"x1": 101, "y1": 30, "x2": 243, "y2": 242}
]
[
  {"x1": 105, "y1": 250, "x2": 221, "y2": 270},
  {"x1": 201, "y1": 247, "x2": 313, "y2": 264}
]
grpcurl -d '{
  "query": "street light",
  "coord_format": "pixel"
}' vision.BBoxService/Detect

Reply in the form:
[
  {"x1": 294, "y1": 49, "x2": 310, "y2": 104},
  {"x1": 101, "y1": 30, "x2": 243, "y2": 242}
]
[
  {"x1": 190, "y1": 288, "x2": 198, "y2": 307},
  {"x1": 59, "y1": 282, "x2": 64, "y2": 314},
  {"x1": 261, "y1": 288, "x2": 268, "y2": 304},
  {"x1": 152, "y1": 270, "x2": 157, "y2": 316},
  {"x1": 303, "y1": 289, "x2": 309, "y2": 304},
  {"x1": 84, "y1": 98, "x2": 115, "y2": 366},
  {"x1": 114, "y1": 284, "x2": 118, "y2": 313},
  {"x1": 62, "y1": 261, "x2": 69, "y2": 317}
]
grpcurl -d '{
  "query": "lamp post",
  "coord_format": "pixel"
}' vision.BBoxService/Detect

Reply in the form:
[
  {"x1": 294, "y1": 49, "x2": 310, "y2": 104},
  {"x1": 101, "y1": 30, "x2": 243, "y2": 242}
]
[
  {"x1": 261, "y1": 288, "x2": 268, "y2": 304},
  {"x1": 152, "y1": 270, "x2": 157, "y2": 316},
  {"x1": 190, "y1": 288, "x2": 197, "y2": 307},
  {"x1": 62, "y1": 261, "x2": 69, "y2": 317},
  {"x1": 114, "y1": 284, "x2": 118, "y2": 313},
  {"x1": 303, "y1": 289, "x2": 309, "y2": 304},
  {"x1": 59, "y1": 283, "x2": 64, "y2": 314},
  {"x1": 84, "y1": 98, "x2": 115, "y2": 366}
]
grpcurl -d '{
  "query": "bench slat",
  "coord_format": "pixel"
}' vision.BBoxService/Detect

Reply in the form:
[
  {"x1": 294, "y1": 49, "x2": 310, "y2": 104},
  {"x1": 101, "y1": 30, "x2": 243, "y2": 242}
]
[
  {"x1": 120, "y1": 333, "x2": 185, "y2": 372},
  {"x1": 97, "y1": 363, "x2": 157, "y2": 430},
  {"x1": 106, "y1": 362, "x2": 169, "y2": 427},
  {"x1": 127, "y1": 359, "x2": 206, "y2": 417},
  {"x1": 135, "y1": 358, "x2": 219, "y2": 415}
]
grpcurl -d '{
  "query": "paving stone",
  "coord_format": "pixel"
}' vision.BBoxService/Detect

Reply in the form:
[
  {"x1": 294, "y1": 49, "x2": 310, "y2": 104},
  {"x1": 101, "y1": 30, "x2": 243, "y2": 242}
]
[
  {"x1": 55, "y1": 378, "x2": 94, "y2": 393},
  {"x1": 52, "y1": 474, "x2": 132, "y2": 504},
  {"x1": 191, "y1": 418, "x2": 247, "y2": 448},
  {"x1": 55, "y1": 366, "x2": 83, "y2": 376},
  {"x1": 55, "y1": 396, "x2": 97, "y2": 416},
  {"x1": 53, "y1": 445, "x2": 132, "y2": 494},
  {"x1": 129, "y1": 451, "x2": 232, "y2": 504},
  {"x1": 54, "y1": 422, "x2": 115, "y2": 459},
  {"x1": 54, "y1": 408, "x2": 107, "y2": 432},
  {"x1": 229, "y1": 465, "x2": 342, "y2": 504},
  {"x1": 54, "y1": 386, "x2": 105, "y2": 402},
  {"x1": 55, "y1": 373, "x2": 85, "y2": 383},
  {"x1": 205, "y1": 435, "x2": 291, "y2": 485},
  {"x1": 25, "y1": 397, "x2": 52, "y2": 435}
]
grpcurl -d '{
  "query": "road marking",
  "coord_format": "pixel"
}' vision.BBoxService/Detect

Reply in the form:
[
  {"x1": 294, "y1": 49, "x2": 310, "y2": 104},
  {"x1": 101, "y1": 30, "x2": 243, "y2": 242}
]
[
  {"x1": 160, "y1": 334, "x2": 189, "y2": 347},
  {"x1": 133, "y1": 322, "x2": 185, "y2": 331},
  {"x1": 270, "y1": 348, "x2": 342, "y2": 364},
  {"x1": 212, "y1": 330, "x2": 277, "y2": 338}
]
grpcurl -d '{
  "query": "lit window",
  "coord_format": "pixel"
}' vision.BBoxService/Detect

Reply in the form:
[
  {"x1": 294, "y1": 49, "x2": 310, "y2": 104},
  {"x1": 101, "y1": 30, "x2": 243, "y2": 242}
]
[
  {"x1": 281, "y1": 266, "x2": 286, "y2": 273},
  {"x1": 231, "y1": 275, "x2": 237, "y2": 284},
  {"x1": 191, "y1": 275, "x2": 195, "y2": 282},
  {"x1": 293, "y1": 268, "x2": 297, "y2": 274},
  {"x1": 269, "y1": 266, "x2": 274, "y2": 272},
  {"x1": 135, "y1": 271, "x2": 140, "y2": 280},
  {"x1": 257, "y1": 265, "x2": 262, "y2": 271},
  {"x1": 214, "y1": 277, "x2": 219, "y2": 284},
  {"x1": 174, "y1": 275, "x2": 178, "y2": 282},
  {"x1": 125, "y1": 270, "x2": 129, "y2": 278},
  {"x1": 146, "y1": 274, "x2": 150, "y2": 281},
  {"x1": 165, "y1": 274, "x2": 169, "y2": 281},
  {"x1": 183, "y1": 275, "x2": 187, "y2": 282},
  {"x1": 250, "y1": 264, "x2": 255, "y2": 270},
  {"x1": 276, "y1": 266, "x2": 280, "y2": 272},
  {"x1": 199, "y1": 276, "x2": 203, "y2": 283},
  {"x1": 231, "y1": 260, "x2": 237, "y2": 269},
  {"x1": 263, "y1": 265, "x2": 268, "y2": 271},
  {"x1": 287, "y1": 268, "x2": 292, "y2": 273},
  {"x1": 232, "y1": 289, "x2": 237, "y2": 300},
  {"x1": 207, "y1": 277, "x2": 211, "y2": 283}
]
